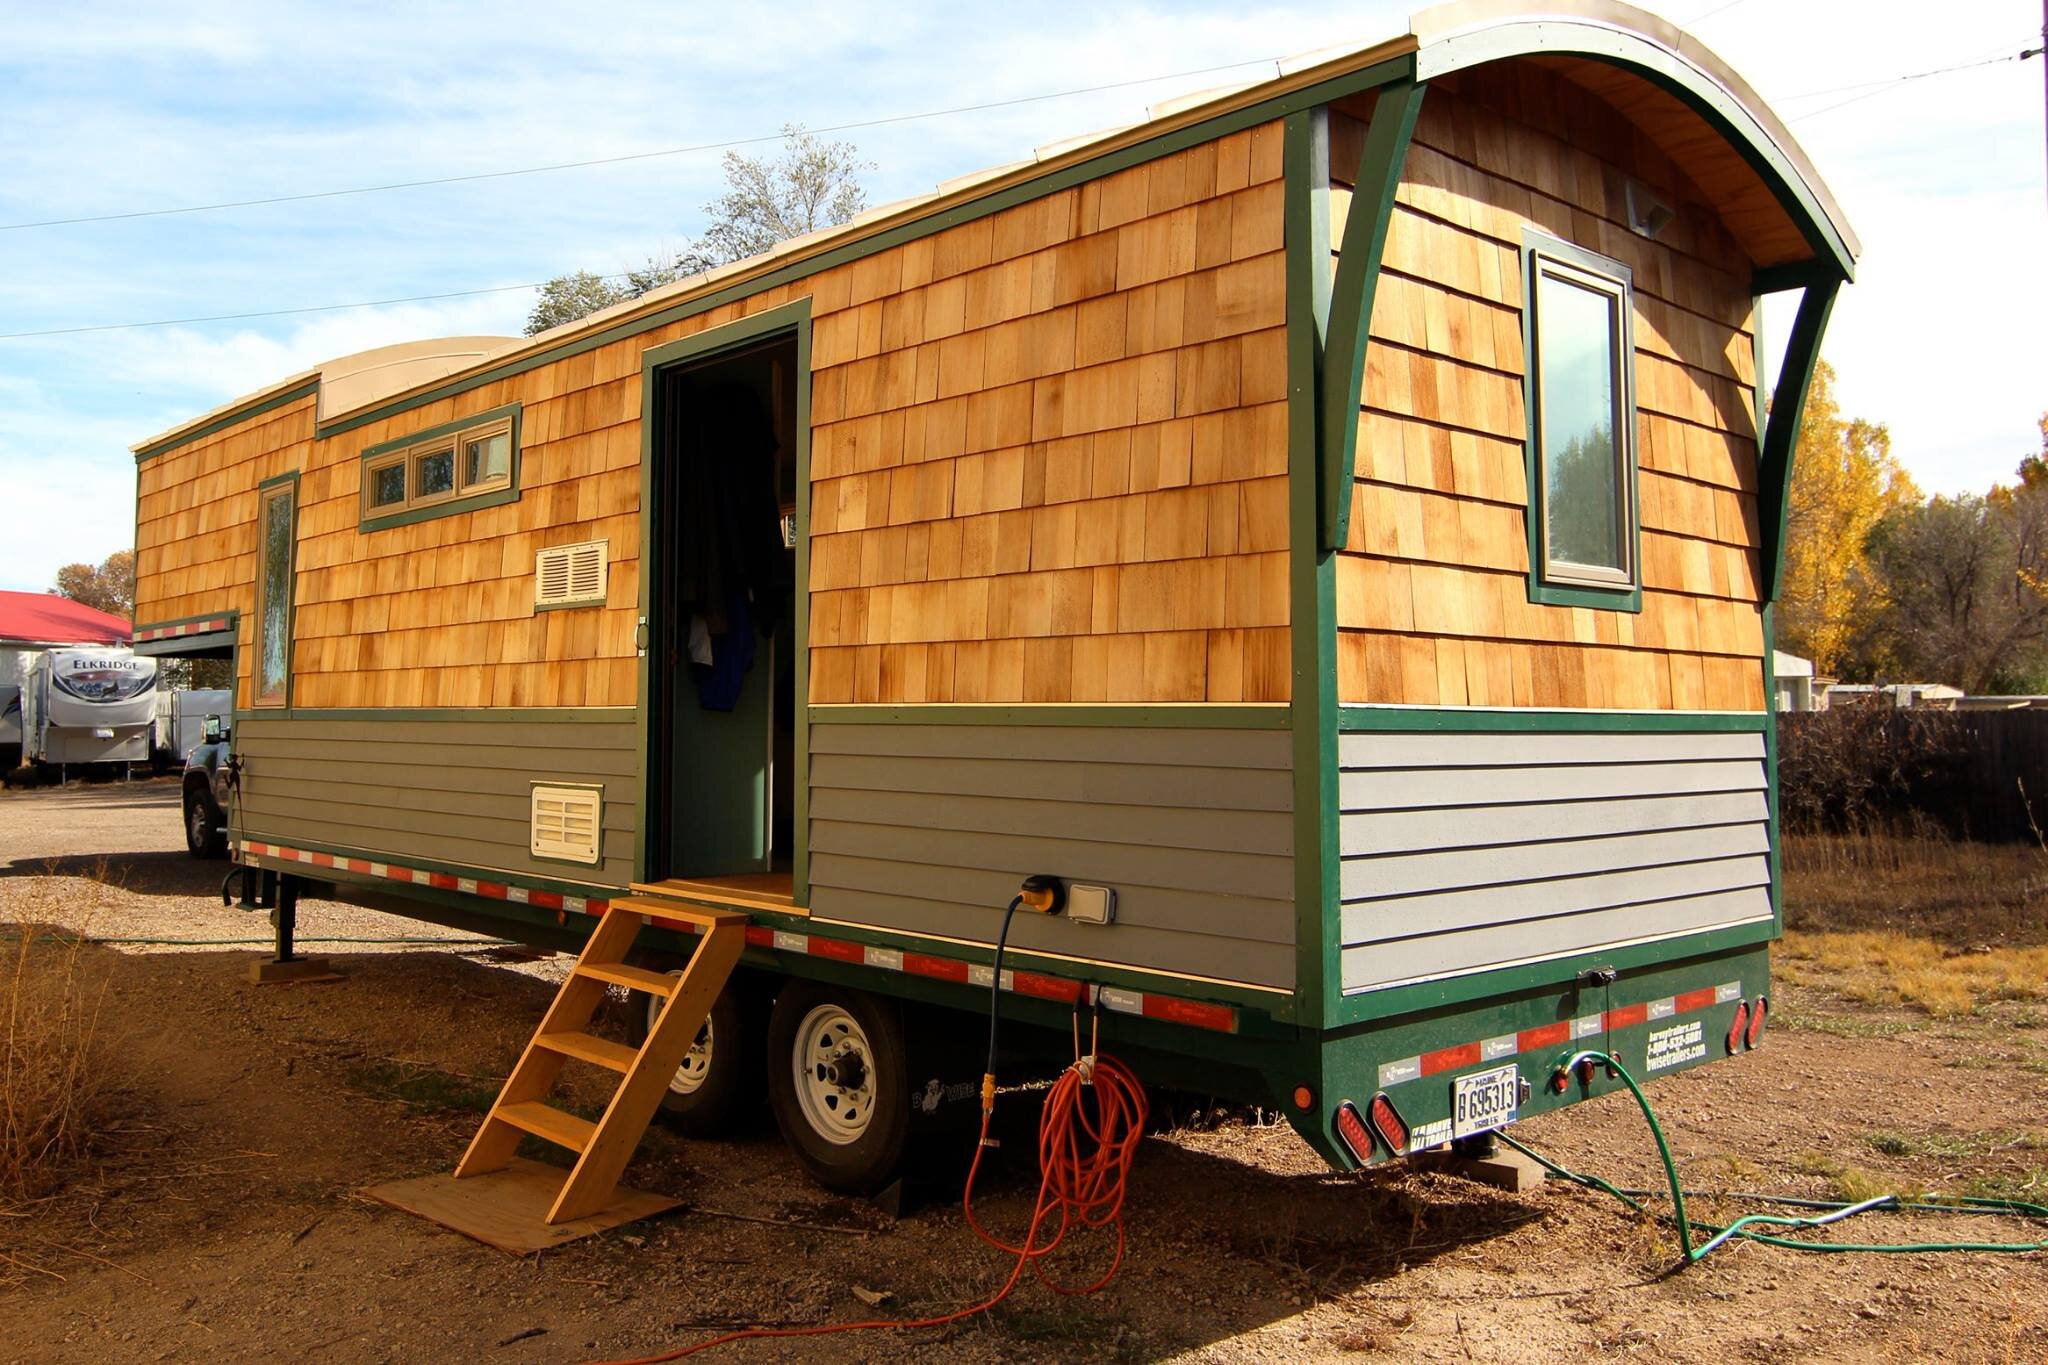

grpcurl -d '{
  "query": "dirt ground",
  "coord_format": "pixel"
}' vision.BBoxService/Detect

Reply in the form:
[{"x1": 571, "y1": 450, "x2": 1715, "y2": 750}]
[{"x1": 0, "y1": 779, "x2": 2044, "y2": 1363}]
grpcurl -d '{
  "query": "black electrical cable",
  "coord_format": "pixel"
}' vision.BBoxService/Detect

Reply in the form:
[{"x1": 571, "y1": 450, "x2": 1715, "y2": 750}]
[{"x1": 985, "y1": 894, "x2": 1026, "y2": 1077}]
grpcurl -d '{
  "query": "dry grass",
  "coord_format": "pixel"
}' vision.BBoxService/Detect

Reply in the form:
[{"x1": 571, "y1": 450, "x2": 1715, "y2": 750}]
[
  {"x1": 0, "y1": 921, "x2": 121, "y2": 1199},
  {"x1": 1783, "y1": 831, "x2": 2048, "y2": 947},
  {"x1": 1777, "y1": 930, "x2": 2048, "y2": 1018}
]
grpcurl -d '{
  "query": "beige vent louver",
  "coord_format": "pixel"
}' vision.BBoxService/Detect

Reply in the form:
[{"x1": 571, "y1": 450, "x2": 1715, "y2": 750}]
[
  {"x1": 531, "y1": 784, "x2": 602, "y2": 864},
  {"x1": 535, "y1": 539, "x2": 607, "y2": 608}
]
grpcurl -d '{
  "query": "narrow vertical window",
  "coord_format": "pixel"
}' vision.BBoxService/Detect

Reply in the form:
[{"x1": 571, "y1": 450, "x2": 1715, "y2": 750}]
[
  {"x1": 254, "y1": 477, "x2": 296, "y2": 706},
  {"x1": 1522, "y1": 231, "x2": 1639, "y2": 609}
]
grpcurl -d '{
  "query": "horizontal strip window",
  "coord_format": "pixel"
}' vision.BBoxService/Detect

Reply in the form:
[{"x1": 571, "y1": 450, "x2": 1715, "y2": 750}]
[{"x1": 359, "y1": 403, "x2": 521, "y2": 531}]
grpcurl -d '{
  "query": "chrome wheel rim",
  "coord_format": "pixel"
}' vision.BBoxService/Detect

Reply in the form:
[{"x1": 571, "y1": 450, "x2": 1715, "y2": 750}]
[
  {"x1": 791, "y1": 1003, "x2": 874, "y2": 1144},
  {"x1": 650, "y1": 982, "x2": 713, "y2": 1096},
  {"x1": 187, "y1": 800, "x2": 208, "y2": 846}
]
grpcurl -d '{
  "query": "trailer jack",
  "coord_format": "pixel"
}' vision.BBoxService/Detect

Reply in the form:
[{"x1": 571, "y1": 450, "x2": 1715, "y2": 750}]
[{"x1": 245, "y1": 872, "x2": 342, "y2": 986}]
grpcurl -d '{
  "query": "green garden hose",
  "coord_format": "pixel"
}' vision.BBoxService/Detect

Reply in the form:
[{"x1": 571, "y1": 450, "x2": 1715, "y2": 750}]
[{"x1": 1504, "y1": 1049, "x2": 2048, "y2": 1264}]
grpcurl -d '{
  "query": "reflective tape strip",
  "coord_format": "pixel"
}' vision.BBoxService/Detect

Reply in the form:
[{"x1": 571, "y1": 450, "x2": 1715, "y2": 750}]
[{"x1": 234, "y1": 841, "x2": 1240, "y2": 1035}]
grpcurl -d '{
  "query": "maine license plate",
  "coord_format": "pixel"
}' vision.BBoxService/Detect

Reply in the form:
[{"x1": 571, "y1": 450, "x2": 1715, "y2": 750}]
[{"x1": 1450, "y1": 1063, "x2": 1520, "y2": 1140}]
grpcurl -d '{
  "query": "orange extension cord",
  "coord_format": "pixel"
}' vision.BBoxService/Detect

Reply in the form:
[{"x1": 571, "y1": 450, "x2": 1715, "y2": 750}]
[{"x1": 595, "y1": 1046, "x2": 1148, "y2": 1364}]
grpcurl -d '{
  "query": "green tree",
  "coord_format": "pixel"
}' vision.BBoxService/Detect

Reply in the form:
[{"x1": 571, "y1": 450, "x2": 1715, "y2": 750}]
[
  {"x1": 525, "y1": 126, "x2": 871, "y2": 335},
  {"x1": 51, "y1": 549, "x2": 134, "y2": 618},
  {"x1": 1862, "y1": 485, "x2": 2048, "y2": 694},
  {"x1": 1776, "y1": 361, "x2": 1917, "y2": 676}
]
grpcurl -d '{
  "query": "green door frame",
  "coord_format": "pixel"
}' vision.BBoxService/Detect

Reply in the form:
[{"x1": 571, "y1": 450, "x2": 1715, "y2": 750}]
[{"x1": 635, "y1": 298, "x2": 815, "y2": 902}]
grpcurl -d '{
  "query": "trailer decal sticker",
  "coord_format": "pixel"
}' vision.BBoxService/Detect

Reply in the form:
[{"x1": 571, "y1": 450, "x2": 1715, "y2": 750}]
[
  {"x1": 238, "y1": 840, "x2": 1240, "y2": 1035},
  {"x1": 1645, "y1": 1019, "x2": 1707, "y2": 1072}
]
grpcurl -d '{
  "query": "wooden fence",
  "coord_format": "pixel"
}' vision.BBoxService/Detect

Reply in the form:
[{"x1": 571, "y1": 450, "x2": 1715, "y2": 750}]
[{"x1": 1779, "y1": 707, "x2": 2048, "y2": 842}]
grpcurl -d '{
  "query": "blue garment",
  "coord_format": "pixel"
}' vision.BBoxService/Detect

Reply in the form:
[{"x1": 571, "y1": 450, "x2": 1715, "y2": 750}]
[{"x1": 693, "y1": 591, "x2": 757, "y2": 711}]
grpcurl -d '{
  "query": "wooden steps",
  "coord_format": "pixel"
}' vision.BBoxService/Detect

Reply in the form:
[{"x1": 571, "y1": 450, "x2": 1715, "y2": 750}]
[
  {"x1": 449, "y1": 899, "x2": 748, "y2": 1225},
  {"x1": 536, "y1": 1030, "x2": 637, "y2": 1073},
  {"x1": 494, "y1": 1100, "x2": 596, "y2": 1152}
]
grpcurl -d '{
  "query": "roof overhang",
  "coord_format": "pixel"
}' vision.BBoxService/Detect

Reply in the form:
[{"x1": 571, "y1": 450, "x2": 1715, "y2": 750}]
[{"x1": 1411, "y1": 0, "x2": 1857, "y2": 279}]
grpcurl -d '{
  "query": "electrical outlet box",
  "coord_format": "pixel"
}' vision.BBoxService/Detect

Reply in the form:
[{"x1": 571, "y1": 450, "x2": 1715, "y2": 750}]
[{"x1": 1067, "y1": 884, "x2": 1116, "y2": 925}]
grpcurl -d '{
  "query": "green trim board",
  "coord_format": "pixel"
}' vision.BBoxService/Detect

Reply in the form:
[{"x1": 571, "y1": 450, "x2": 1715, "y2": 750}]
[
  {"x1": 1283, "y1": 104, "x2": 1341, "y2": 1033},
  {"x1": 357, "y1": 402, "x2": 523, "y2": 533},
  {"x1": 133, "y1": 377, "x2": 318, "y2": 463},
  {"x1": 311, "y1": 57, "x2": 1416, "y2": 445},
  {"x1": 132, "y1": 608, "x2": 242, "y2": 659},
  {"x1": 1412, "y1": 18, "x2": 1855, "y2": 279},
  {"x1": 1338, "y1": 705, "x2": 1768, "y2": 733},
  {"x1": 1756, "y1": 277, "x2": 1840, "y2": 605},
  {"x1": 1318, "y1": 77, "x2": 1426, "y2": 553},
  {"x1": 806, "y1": 704, "x2": 1290, "y2": 729},
  {"x1": 1519, "y1": 228, "x2": 1643, "y2": 614},
  {"x1": 633, "y1": 298, "x2": 814, "y2": 900}
]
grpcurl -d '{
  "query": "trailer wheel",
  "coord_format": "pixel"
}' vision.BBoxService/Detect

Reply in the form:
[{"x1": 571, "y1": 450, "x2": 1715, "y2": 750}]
[
  {"x1": 765, "y1": 980, "x2": 910, "y2": 1195},
  {"x1": 624, "y1": 971, "x2": 763, "y2": 1137},
  {"x1": 183, "y1": 785, "x2": 226, "y2": 859}
]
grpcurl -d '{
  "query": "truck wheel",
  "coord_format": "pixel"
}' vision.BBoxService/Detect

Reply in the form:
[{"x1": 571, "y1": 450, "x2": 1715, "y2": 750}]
[
  {"x1": 625, "y1": 971, "x2": 763, "y2": 1137},
  {"x1": 183, "y1": 789, "x2": 226, "y2": 859},
  {"x1": 765, "y1": 980, "x2": 910, "y2": 1195}
]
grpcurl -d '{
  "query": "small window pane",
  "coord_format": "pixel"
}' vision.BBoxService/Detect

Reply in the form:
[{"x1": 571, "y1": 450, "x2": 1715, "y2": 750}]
[
  {"x1": 257, "y1": 486, "x2": 293, "y2": 703},
  {"x1": 1537, "y1": 270, "x2": 1623, "y2": 575},
  {"x1": 463, "y1": 431, "x2": 510, "y2": 488},
  {"x1": 414, "y1": 446, "x2": 455, "y2": 498},
  {"x1": 368, "y1": 461, "x2": 406, "y2": 508}
]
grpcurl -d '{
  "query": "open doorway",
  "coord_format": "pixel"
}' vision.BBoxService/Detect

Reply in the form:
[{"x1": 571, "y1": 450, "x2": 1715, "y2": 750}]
[{"x1": 643, "y1": 329, "x2": 800, "y2": 906}]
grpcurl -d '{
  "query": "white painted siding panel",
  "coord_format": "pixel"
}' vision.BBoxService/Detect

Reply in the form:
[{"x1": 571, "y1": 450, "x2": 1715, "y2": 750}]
[{"x1": 1340, "y1": 723, "x2": 1772, "y2": 993}]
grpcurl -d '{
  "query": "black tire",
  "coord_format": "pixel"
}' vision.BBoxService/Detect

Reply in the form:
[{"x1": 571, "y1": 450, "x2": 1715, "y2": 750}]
[
  {"x1": 625, "y1": 971, "x2": 764, "y2": 1137},
  {"x1": 183, "y1": 786, "x2": 227, "y2": 859},
  {"x1": 765, "y1": 979, "x2": 910, "y2": 1196}
]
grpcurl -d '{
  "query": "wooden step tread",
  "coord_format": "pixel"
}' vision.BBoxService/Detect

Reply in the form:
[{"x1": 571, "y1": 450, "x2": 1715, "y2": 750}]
[
  {"x1": 493, "y1": 1101, "x2": 595, "y2": 1152},
  {"x1": 574, "y1": 961, "x2": 679, "y2": 996},
  {"x1": 614, "y1": 894, "x2": 754, "y2": 927},
  {"x1": 536, "y1": 1030, "x2": 638, "y2": 1073}
]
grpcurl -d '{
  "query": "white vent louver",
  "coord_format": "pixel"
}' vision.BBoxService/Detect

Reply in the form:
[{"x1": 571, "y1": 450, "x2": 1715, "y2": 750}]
[
  {"x1": 535, "y1": 539, "x2": 607, "y2": 608},
  {"x1": 531, "y1": 784, "x2": 602, "y2": 864}
]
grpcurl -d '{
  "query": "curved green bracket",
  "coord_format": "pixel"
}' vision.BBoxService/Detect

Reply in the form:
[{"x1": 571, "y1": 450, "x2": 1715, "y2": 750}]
[
  {"x1": 1317, "y1": 79, "x2": 1426, "y2": 554},
  {"x1": 1756, "y1": 277, "x2": 1840, "y2": 604}
]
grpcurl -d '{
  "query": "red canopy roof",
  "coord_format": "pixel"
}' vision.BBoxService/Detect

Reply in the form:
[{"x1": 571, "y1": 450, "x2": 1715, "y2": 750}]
[{"x1": 0, "y1": 590, "x2": 131, "y2": 647}]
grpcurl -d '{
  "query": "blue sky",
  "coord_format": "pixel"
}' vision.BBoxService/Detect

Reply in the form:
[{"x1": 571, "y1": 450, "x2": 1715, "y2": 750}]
[{"x1": 2, "y1": 0, "x2": 2042, "y2": 592}]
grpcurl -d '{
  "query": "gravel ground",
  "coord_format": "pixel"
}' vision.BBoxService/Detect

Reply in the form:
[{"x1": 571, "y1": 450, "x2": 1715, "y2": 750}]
[{"x1": 0, "y1": 778, "x2": 2043, "y2": 1362}]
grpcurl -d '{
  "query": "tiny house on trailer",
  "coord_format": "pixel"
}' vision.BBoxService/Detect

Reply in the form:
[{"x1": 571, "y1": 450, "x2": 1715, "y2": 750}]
[{"x1": 131, "y1": 0, "x2": 1854, "y2": 1195}]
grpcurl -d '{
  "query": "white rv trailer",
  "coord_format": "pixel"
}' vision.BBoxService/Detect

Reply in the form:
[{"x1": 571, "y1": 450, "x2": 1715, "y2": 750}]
[
  {"x1": 160, "y1": 687, "x2": 233, "y2": 764},
  {"x1": 19, "y1": 647, "x2": 159, "y2": 770}
]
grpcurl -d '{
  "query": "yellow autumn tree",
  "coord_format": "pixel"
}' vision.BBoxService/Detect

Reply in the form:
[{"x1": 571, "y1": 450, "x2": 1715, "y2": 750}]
[{"x1": 1776, "y1": 361, "x2": 1918, "y2": 675}]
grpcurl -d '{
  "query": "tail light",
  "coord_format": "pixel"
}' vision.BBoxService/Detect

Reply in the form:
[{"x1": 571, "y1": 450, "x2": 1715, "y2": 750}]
[
  {"x1": 1725, "y1": 1000, "x2": 1749, "y2": 1055},
  {"x1": 1746, "y1": 996, "x2": 1768, "y2": 1048},
  {"x1": 1334, "y1": 1102, "x2": 1374, "y2": 1164},
  {"x1": 1367, "y1": 1092, "x2": 1409, "y2": 1155}
]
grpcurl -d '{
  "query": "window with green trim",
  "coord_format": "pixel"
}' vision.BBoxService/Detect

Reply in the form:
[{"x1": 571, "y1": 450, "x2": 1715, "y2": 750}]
[
  {"x1": 358, "y1": 405, "x2": 521, "y2": 530},
  {"x1": 1522, "y1": 231, "x2": 1640, "y2": 611}
]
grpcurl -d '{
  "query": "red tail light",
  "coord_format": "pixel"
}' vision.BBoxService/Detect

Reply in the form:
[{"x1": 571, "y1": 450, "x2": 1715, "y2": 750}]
[
  {"x1": 1726, "y1": 1000, "x2": 1749, "y2": 1055},
  {"x1": 1334, "y1": 1102, "x2": 1374, "y2": 1164},
  {"x1": 1367, "y1": 1092, "x2": 1408, "y2": 1154},
  {"x1": 1746, "y1": 996, "x2": 1768, "y2": 1048}
]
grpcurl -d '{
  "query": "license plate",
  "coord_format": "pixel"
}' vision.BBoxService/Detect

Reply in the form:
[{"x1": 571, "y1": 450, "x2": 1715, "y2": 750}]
[{"x1": 1450, "y1": 1063, "x2": 1520, "y2": 1140}]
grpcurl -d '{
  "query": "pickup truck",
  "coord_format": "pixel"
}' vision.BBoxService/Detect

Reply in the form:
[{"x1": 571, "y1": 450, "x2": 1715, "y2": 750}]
[{"x1": 182, "y1": 717, "x2": 234, "y2": 859}]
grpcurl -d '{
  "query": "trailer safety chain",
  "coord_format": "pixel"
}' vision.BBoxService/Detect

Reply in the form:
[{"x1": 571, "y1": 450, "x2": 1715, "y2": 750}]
[
  {"x1": 1510, "y1": 1049, "x2": 2048, "y2": 1264},
  {"x1": 597, "y1": 892, "x2": 1148, "y2": 1365}
]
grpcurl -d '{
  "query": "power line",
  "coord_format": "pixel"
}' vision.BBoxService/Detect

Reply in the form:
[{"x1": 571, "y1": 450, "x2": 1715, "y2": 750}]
[
  {"x1": 0, "y1": 57, "x2": 1285, "y2": 233},
  {"x1": 1789, "y1": 45, "x2": 2043, "y2": 121},
  {"x1": 0, "y1": 276, "x2": 608, "y2": 340}
]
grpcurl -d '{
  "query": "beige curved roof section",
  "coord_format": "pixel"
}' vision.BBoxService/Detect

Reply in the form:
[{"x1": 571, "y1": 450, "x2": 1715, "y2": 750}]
[{"x1": 131, "y1": 335, "x2": 518, "y2": 454}]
